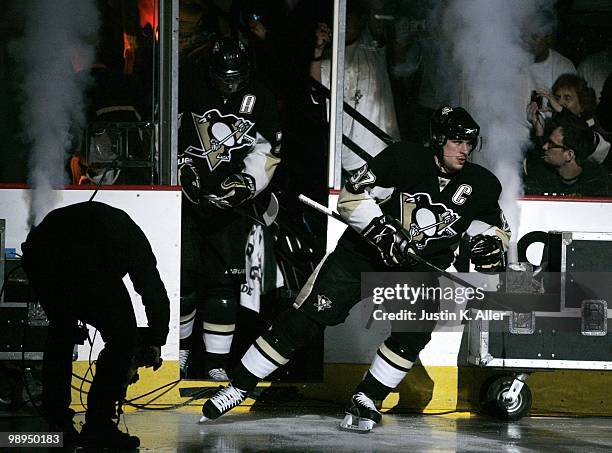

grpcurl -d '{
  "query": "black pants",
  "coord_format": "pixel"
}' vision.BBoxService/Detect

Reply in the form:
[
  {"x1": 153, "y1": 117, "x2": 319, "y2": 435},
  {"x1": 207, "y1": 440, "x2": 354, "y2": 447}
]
[
  {"x1": 180, "y1": 203, "x2": 252, "y2": 367},
  {"x1": 234, "y1": 238, "x2": 436, "y2": 394},
  {"x1": 180, "y1": 203, "x2": 252, "y2": 299},
  {"x1": 23, "y1": 256, "x2": 137, "y2": 426},
  {"x1": 296, "y1": 239, "x2": 436, "y2": 338},
  {"x1": 298, "y1": 241, "x2": 437, "y2": 399}
]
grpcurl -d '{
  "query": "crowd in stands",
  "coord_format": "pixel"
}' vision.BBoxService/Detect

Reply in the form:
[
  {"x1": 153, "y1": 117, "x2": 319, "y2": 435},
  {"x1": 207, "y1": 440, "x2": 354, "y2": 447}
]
[
  {"x1": 3, "y1": 0, "x2": 612, "y2": 198},
  {"x1": 173, "y1": 0, "x2": 611, "y2": 198}
]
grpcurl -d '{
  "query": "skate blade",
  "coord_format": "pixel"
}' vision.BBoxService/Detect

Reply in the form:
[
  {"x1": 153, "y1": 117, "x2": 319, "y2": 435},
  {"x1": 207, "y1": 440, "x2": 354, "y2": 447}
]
[
  {"x1": 199, "y1": 415, "x2": 211, "y2": 423},
  {"x1": 339, "y1": 413, "x2": 375, "y2": 433}
]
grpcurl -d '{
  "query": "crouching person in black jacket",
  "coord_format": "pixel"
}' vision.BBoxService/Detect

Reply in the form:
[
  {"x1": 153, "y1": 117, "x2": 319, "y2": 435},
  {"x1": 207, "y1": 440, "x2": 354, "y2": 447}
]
[{"x1": 21, "y1": 201, "x2": 170, "y2": 450}]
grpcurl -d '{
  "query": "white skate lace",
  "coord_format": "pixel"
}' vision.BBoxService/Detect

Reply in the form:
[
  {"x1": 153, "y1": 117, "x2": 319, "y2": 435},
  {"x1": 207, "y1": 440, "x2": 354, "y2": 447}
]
[
  {"x1": 179, "y1": 350, "x2": 190, "y2": 370},
  {"x1": 355, "y1": 392, "x2": 377, "y2": 411},
  {"x1": 208, "y1": 368, "x2": 229, "y2": 381},
  {"x1": 210, "y1": 385, "x2": 246, "y2": 412}
]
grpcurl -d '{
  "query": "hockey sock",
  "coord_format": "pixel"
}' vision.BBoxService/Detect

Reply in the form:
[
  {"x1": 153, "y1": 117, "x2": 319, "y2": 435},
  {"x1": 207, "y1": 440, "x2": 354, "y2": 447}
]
[
  {"x1": 237, "y1": 308, "x2": 321, "y2": 390},
  {"x1": 205, "y1": 352, "x2": 230, "y2": 370},
  {"x1": 355, "y1": 371, "x2": 394, "y2": 401},
  {"x1": 179, "y1": 292, "x2": 197, "y2": 345},
  {"x1": 179, "y1": 310, "x2": 195, "y2": 342},
  {"x1": 202, "y1": 321, "x2": 235, "y2": 355},
  {"x1": 358, "y1": 336, "x2": 423, "y2": 399},
  {"x1": 230, "y1": 362, "x2": 261, "y2": 392},
  {"x1": 179, "y1": 336, "x2": 193, "y2": 351},
  {"x1": 240, "y1": 335, "x2": 290, "y2": 380},
  {"x1": 202, "y1": 296, "x2": 237, "y2": 356}
]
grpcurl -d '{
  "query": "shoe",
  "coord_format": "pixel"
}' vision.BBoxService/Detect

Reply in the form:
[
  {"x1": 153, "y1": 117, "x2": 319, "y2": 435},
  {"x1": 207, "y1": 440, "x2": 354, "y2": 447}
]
[
  {"x1": 339, "y1": 392, "x2": 382, "y2": 433},
  {"x1": 179, "y1": 349, "x2": 190, "y2": 378},
  {"x1": 80, "y1": 422, "x2": 140, "y2": 450},
  {"x1": 206, "y1": 368, "x2": 229, "y2": 381},
  {"x1": 199, "y1": 384, "x2": 247, "y2": 422},
  {"x1": 48, "y1": 419, "x2": 80, "y2": 446}
]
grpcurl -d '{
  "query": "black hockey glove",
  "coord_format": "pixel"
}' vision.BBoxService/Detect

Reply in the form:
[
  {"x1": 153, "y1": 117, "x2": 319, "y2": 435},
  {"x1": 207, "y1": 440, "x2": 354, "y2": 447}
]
[
  {"x1": 469, "y1": 234, "x2": 506, "y2": 272},
  {"x1": 178, "y1": 161, "x2": 201, "y2": 205},
  {"x1": 206, "y1": 173, "x2": 256, "y2": 209},
  {"x1": 362, "y1": 215, "x2": 417, "y2": 267}
]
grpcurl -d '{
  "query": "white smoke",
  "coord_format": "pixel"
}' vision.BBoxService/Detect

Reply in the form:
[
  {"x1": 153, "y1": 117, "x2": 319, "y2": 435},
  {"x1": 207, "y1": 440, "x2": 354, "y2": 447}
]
[
  {"x1": 19, "y1": 0, "x2": 99, "y2": 227},
  {"x1": 437, "y1": 0, "x2": 555, "y2": 242}
]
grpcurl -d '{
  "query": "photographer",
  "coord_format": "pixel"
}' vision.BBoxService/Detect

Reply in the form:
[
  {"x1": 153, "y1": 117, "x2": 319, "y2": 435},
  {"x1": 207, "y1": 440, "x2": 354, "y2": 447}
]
[
  {"x1": 528, "y1": 74, "x2": 597, "y2": 136},
  {"x1": 527, "y1": 73, "x2": 610, "y2": 175},
  {"x1": 21, "y1": 201, "x2": 169, "y2": 450}
]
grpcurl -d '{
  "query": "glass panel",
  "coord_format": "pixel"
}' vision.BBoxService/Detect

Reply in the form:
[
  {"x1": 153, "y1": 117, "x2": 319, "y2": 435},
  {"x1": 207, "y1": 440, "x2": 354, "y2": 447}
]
[
  {"x1": 337, "y1": 0, "x2": 400, "y2": 185},
  {"x1": 340, "y1": 1, "x2": 611, "y2": 199},
  {"x1": 0, "y1": 0, "x2": 160, "y2": 186}
]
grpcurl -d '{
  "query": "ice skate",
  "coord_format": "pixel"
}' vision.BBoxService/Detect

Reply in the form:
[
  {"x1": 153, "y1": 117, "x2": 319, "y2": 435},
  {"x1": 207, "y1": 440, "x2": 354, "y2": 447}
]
[
  {"x1": 179, "y1": 349, "x2": 190, "y2": 378},
  {"x1": 199, "y1": 384, "x2": 247, "y2": 422},
  {"x1": 206, "y1": 367, "x2": 229, "y2": 381},
  {"x1": 339, "y1": 392, "x2": 382, "y2": 433}
]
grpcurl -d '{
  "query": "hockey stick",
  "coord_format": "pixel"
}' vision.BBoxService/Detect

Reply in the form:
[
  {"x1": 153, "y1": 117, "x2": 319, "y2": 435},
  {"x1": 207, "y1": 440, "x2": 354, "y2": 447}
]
[
  {"x1": 297, "y1": 194, "x2": 526, "y2": 313},
  {"x1": 298, "y1": 193, "x2": 345, "y2": 224}
]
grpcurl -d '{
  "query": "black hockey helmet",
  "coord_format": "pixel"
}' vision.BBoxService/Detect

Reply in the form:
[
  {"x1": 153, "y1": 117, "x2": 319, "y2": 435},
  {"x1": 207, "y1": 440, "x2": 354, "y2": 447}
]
[
  {"x1": 430, "y1": 106, "x2": 481, "y2": 154},
  {"x1": 208, "y1": 37, "x2": 251, "y2": 95}
]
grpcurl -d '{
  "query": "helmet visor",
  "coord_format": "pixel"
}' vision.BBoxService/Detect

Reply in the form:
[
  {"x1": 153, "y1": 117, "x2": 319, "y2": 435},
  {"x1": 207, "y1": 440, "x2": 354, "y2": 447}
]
[{"x1": 211, "y1": 72, "x2": 250, "y2": 95}]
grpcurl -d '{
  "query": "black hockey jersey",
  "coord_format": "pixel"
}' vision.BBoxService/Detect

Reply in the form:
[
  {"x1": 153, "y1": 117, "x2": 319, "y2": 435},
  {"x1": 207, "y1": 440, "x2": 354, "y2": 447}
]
[
  {"x1": 338, "y1": 142, "x2": 510, "y2": 268},
  {"x1": 178, "y1": 65, "x2": 282, "y2": 198}
]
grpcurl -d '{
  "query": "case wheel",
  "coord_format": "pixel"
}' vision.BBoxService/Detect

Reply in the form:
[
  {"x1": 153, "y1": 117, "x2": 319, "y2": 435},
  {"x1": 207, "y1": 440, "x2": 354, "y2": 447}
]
[{"x1": 481, "y1": 375, "x2": 532, "y2": 421}]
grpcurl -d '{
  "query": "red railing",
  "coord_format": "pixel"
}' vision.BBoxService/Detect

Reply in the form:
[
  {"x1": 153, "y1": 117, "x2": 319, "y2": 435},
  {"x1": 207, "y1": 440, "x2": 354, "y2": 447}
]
[{"x1": 0, "y1": 184, "x2": 181, "y2": 191}]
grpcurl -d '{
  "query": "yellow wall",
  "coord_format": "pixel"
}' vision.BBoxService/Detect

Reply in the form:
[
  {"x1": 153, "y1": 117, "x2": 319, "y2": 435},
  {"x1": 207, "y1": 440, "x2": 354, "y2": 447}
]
[{"x1": 71, "y1": 362, "x2": 612, "y2": 416}]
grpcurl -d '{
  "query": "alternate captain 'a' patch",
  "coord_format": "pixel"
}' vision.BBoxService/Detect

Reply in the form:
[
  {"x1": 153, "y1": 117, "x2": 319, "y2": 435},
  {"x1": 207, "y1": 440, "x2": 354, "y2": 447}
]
[
  {"x1": 185, "y1": 109, "x2": 255, "y2": 171},
  {"x1": 400, "y1": 192, "x2": 459, "y2": 249}
]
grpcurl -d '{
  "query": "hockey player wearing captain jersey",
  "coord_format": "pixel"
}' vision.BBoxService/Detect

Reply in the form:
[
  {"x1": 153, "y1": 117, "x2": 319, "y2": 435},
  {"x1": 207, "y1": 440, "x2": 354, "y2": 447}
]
[
  {"x1": 199, "y1": 106, "x2": 510, "y2": 431},
  {"x1": 177, "y1": 37, "x2": 282, "y2": 380}
]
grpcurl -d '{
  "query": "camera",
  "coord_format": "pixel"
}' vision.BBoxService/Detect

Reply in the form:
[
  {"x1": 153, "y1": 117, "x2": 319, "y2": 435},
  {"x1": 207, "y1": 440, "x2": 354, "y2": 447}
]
[
  {"x1": 531, "y1": 90, "x2": 543, "y2": 109},
  {"x1": 125, "y1": 328, "x2": 163, "y2": 386},
  {"x1": 408, "y1": 19, "x2": 427, "y2": 33},
  {"x1": 251, "y1": 14, "x2": 261, "y2": 22}
]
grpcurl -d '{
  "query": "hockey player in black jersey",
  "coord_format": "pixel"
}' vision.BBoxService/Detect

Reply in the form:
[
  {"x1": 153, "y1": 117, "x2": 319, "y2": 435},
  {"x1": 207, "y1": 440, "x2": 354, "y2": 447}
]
[
  {"x1": 199, "y1": 106, "x2": 510, "y2": 431},
  {"x1": 178, "y1": 37, "x2": 282, "y2": 380}
]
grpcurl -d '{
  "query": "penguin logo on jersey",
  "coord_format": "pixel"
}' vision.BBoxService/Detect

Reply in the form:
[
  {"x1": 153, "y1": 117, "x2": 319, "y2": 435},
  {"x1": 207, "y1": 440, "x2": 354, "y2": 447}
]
[
  {"x1": 315, "y1": 294, "x2": 332, "y2": 312},
  {"x1": 184, "y1": 109, "x2": 255, "y2": 171},
  {"x1": 400, "y1": 192, "x2": 460, "y2": 249}
]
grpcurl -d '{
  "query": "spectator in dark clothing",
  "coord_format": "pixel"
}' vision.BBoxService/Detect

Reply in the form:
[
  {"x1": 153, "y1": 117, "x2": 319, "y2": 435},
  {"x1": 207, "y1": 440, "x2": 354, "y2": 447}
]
[
  {"x1": 527, "y1": 74, "x2": 611, "y2": 174},
  {"x1": 20, "y1": 201, "x2": 170, "y2": 450},
  {"x1": 524, "y1": 112, "x2": 609, "y2": 196},
  {"x1": 527, "y1": 75, "x2": 593, "y2": 137},
  {"x1": 551, "y1": 73, "x2": 598, "y2": 121},
  {"x1": 234, "y1": 0, "x2": 292, "y2": 99},
  {"x1": 596, "y1": 73, "x2": 612, "y2": 135}
]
